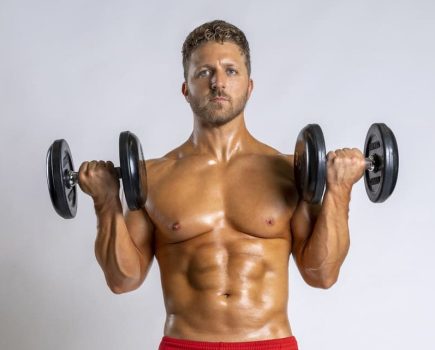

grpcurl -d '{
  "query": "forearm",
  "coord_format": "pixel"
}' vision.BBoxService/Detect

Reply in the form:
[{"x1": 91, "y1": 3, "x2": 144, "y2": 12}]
[
  {"x1": 94, "y1": 198, "x2": 144, "y2": 293},
  {"x1": 301, "y1": 185, "x2": 351, "y2": 287}
]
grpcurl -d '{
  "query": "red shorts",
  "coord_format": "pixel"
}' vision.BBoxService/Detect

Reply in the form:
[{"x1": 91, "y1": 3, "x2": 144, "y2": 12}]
[{"x1": 158, "y1": 336, "x2": 298, "y2": 350}]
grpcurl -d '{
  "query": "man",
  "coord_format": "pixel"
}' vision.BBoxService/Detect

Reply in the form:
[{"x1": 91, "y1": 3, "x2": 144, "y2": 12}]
[{"x1": 78, "y1": 20, "x2": 366, "y2": 350}]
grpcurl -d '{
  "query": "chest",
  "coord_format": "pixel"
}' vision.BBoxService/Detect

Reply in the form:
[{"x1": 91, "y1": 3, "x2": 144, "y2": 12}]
[{"x1": 146, "y1": 157, "x2": 298, "y2": 242}]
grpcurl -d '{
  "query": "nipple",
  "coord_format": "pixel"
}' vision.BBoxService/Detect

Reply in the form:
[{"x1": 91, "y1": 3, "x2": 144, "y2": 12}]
[
  {"x1": 266, "y1": 218, "x2": 274, "y2": 226},
  {"x1": 171, "y1": 222, "x2": 181, "y2": 231}
]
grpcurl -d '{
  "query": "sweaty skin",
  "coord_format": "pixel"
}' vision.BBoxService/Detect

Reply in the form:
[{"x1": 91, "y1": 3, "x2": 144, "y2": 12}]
[{"x1": 79, "y1": 41, "x2": 366, "y2": 342}]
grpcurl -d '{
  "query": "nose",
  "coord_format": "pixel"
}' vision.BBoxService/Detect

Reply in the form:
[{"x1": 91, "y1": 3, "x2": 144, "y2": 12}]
[{"x1": 210, "y1": 68, "x2": 226, "y2": 91}]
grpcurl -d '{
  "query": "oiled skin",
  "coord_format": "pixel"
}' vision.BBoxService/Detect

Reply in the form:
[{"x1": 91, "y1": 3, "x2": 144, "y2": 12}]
[
  {"x1": 146, "y1": 141, "x2": 297, "y2": 341},
  {"x1": 80, "y1": 40, "x2": 366, "y2": 342}
]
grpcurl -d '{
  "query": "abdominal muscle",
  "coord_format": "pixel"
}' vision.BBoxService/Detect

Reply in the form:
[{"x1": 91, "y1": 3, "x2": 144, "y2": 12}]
[{"x1": 155, "y1": 229, "x2": 293, "y2": 342}]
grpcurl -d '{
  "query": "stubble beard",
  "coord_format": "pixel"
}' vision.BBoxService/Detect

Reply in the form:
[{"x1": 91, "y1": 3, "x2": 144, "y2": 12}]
[{"x1": 189, "y1": 89, "x2": 249, "y2": 127}]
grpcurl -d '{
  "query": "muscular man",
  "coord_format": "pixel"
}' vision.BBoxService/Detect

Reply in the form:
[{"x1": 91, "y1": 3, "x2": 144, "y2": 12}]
[{"x1": 79, "y1": 20, "x2": 366, "y2": 350}]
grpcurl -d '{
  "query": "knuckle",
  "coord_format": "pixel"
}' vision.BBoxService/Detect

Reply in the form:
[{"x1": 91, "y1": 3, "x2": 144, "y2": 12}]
[
  {"x1": 334, "y1": 156, "x2": 343, "y2": 164},
  {"x1": 78, "y1": 171, "x2": 86, "y2": 182},
  {"x1": 326, "y1": 151, "x2": 336, "y2": 160},
  {"x1": 78, "y1": 161, "x2": 88, "y2": 172}
]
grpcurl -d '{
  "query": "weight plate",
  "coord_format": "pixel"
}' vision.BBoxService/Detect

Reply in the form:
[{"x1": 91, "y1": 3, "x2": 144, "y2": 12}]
[
  {"x1": 294, "y1": 124, "x2": 327, "y2": 203},
  {"x1": 46, "y1": 139, "x2": 77, "y2": 218},
  {"x1": 364, "y1": 123, "x2": 399, "y2": 203},
  {"x1": 119, "y1": 131, "x2": 147, "y2": 210}
]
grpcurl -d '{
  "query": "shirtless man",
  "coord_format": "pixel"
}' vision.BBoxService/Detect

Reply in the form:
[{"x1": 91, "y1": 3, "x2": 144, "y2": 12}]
[{"x1": 78, "y1": 20, "x2": 366, "y2": 350}]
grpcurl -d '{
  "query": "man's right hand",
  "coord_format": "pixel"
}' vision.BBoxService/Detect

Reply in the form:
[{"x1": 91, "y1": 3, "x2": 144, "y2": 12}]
[{"x1": 78, "y1": 161, "x2": 120, "y2": 207}]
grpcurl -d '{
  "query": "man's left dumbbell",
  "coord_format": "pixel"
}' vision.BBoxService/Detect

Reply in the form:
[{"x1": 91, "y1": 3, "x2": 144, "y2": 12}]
[
  {"x1": 294, "y1": 123, "x2": 399, "y2": 204},
  {"x1": 46, "y1": 131, "x2": 147, "y2": 219}
]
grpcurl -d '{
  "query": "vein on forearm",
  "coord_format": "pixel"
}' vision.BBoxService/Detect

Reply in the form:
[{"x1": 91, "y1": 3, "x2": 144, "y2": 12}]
[
  {"x1": 301, "y1": 188, "x2": 351, "y2": 272},
  {"x1": 95, "y1": 202, "x2": 142, "y2": 283}
]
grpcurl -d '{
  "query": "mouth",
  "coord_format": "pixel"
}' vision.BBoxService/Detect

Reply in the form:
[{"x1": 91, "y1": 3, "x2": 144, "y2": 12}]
[{"x1": 210, "y1": 97, "x2": 229, "y2": 102}]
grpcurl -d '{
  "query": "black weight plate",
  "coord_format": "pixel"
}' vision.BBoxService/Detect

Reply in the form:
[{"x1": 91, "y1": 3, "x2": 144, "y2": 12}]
[
  {"x1": 46, "y1": 145, "x2": 56, "y2": 210},
  {"x1": 119, "y1": 131, "x2": 147, "y2": 210},
  {"x1": 364, "y1": 123, "x2": 399, "y2": 203},
  {"x1": 46, "y1": 139, "x2": 77, "y2": 218},
  {"x1": 294, "y1": 124, "x2": 327, "y2": 203}
]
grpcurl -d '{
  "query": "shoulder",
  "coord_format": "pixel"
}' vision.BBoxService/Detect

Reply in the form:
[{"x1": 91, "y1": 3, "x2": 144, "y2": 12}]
[
  {"x1": 243, "y1": 140, "x2": 296, "y2": 182},
  {"x1": 251, "y1": 140, "x2": 294, "y2": 166},
  {"x1": 145, "y1": 156, "x2": 175, "y2": 178},
  {"x1": 144, "y1": 142, "x2": 192, "y2": 183}
]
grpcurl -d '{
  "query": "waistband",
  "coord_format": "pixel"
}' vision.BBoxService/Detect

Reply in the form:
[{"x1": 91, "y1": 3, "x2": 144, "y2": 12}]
[{"x1": 158, "y1": 335, "x2": 298, "y2": 350}]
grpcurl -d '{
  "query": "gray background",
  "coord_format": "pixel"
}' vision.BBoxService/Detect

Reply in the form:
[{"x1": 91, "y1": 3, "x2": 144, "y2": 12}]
[{"x1": 1, "y1": 0, "x2": 434, "y2": 349}]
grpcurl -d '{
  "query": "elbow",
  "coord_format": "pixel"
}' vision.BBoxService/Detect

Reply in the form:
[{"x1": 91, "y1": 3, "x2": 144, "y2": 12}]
[
  {"x1": 99, "y1": 256, "x2": 151, "y2": 295},
  {"x1": 107, "y1": 278, "x2": 142, "y2": 294},
  {"x1": 108, "y1": 282, "x2": 138, "y2": 294},
  {"x1": 100, "y1": 261, "x2": 148, "y2": 295},
  {"x1": 107, "y1": 283, "x2": 129, "y2": 294},
  {"x1": 303, "y1": 269, "x2": 339, "y2": 289},
  {"x1": 109, "y1": 284, "x2": 128, "y2": 295},
  {"x1": 314, "y1": 275, "x2": 338, "y2": 289}
]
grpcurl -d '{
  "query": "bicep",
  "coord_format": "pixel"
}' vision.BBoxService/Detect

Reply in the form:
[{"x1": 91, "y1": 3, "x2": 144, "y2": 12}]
[
  {"x1": 124, "y1": 208, "x2": 155, "y2": 264},
  {"x1": 120, "y1": 188, "x2": 155, "y2": 260},
  {"x1": 290, "y1": 199, "x2": 321, "y2": 264}
]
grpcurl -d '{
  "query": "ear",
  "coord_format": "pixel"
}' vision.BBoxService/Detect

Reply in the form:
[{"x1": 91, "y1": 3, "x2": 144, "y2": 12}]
[
  {"x1": 182, "y1": 82, "x2": 190, "y2": 102},
  {"x1": 247, "y1": 78, "x2": 254, "y2": 99}
]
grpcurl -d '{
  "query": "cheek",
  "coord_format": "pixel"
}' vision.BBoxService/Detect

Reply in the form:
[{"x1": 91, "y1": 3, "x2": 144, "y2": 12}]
[
  {"x1": 231, "y1": 76, "x2": 248, "y2": 88},
  {"x1": 189, "y1": 82, "x2": 210, "y2": 97},
  {"x1": 230, "y1": 81, "x2": 249, "y2": 97}
]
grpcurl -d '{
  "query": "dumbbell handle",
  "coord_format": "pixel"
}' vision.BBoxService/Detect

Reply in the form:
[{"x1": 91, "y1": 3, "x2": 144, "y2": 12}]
[
  {"x1": 65, "y1": 168, "x2": 122, "y2": 188},
  {"x1": 365, "y1": 154, "x2": 377, "y2": 172},
  {"x1": 326, "y1": 154, "x2": 378, "y2": 172}
]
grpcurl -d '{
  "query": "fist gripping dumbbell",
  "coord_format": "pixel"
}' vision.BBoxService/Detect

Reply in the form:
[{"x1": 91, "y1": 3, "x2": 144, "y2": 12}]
[
  {"x1": 294, "y1": 123, "x2": 399, "y2": 203},
  {"x1": 46, "y1": 131, "x2": 147, "y2": 219}
]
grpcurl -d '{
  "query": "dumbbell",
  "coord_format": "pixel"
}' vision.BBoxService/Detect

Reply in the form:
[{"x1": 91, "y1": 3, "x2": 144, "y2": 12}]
[
  {"x1": 46, "y1": 131, "x2": 147, "y2": 219},
  {"x1": 294, "y1": 123, "x2": 399, "y2": 203}
]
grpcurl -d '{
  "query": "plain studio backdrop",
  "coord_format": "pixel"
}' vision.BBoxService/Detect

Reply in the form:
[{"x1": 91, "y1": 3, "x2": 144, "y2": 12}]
[{"x1": 0, "y1": 0, "x2": 434, "y2": 349}]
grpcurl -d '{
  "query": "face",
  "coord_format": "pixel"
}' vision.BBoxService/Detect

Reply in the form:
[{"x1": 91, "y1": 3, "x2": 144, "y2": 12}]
[{"x1": 182, "y1": 41, "x2": 253, "y2": 127}]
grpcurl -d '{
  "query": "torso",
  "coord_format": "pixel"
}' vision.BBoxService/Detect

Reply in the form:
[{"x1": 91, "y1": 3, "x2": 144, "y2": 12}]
[{"x1": 145, "y1": 141, "x2": 299, "y2": 341}]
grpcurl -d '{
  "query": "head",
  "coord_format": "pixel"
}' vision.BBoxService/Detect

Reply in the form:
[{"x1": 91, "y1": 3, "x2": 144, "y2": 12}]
[{"x1": 181, "y1": 20, "x2": 254, "y2": 127}]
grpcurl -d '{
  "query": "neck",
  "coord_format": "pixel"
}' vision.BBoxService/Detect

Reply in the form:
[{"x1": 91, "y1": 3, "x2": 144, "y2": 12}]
[{"x1": 189, "y1": 114, "x2": 254, "y2": 162}]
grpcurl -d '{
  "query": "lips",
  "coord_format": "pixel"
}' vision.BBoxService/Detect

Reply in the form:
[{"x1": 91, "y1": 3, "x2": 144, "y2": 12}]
[{"x1": 210, "y1": 96, "x2": 229, "y2": 102}]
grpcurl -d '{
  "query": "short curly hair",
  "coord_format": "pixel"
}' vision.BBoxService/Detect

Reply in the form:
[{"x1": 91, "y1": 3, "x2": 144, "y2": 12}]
[{"x1": 182, "y1": 20, "x2": 251, "y2": 80}]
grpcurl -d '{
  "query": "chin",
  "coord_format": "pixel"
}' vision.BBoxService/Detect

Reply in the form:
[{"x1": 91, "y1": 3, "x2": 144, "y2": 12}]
[{"x1": 203, "y1": 114, "x2": 238, "y2": 127}]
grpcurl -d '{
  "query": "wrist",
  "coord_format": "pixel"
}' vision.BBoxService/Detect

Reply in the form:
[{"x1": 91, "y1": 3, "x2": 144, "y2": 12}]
[
  {"x1": 325, "y1": 184, "x2": 352, "y2": 204},
  {"x1": 93, "y1": 195, "x2": 122, "y2": 216}
]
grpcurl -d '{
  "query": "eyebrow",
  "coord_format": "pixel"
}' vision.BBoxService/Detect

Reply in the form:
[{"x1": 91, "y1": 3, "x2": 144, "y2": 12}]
[{"x1": 195, "y1": 62, "x2": 239, "y2": 71}]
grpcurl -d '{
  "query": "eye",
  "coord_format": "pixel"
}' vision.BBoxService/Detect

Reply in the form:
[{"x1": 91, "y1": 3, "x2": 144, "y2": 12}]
[
  {"x1": 197, "y1": 69, "x2": 210, "y2": 78},
  {"x1": 227, "y1": 68, "x2": 237, "y2": 75}
]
